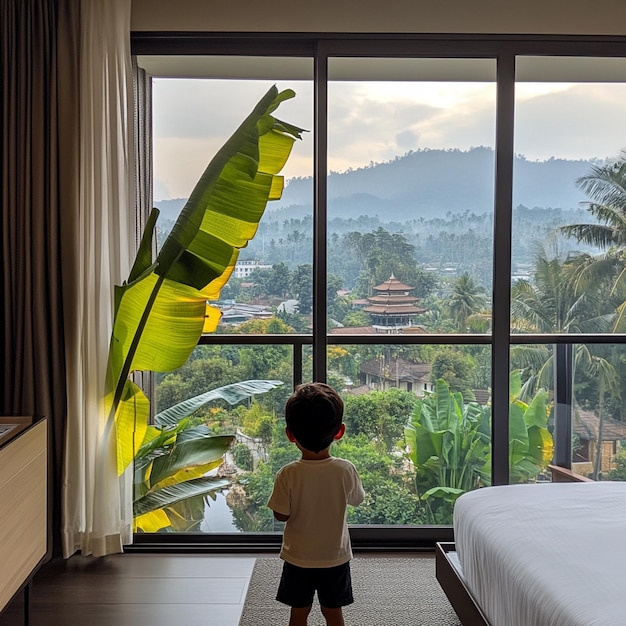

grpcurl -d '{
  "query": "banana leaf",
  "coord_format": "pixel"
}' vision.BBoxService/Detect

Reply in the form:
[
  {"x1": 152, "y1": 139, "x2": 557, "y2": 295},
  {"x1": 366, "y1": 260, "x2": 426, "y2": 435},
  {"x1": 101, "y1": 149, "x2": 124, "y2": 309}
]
[
  {"x1": 154, "y1": 379, "x2": 284, "y2": 427},
  {"x1": 103, "y1": 86, "x2": 303, "y2": 474},
  {"x1": 133, "y1": 378, "x2": 285, "y2": 530},
  {"x1": 134, "y1": 476, "x2": 231, "y2": 517},
  {"x1": 148, "y1": 429, "x2": 233, "y2": 488}
]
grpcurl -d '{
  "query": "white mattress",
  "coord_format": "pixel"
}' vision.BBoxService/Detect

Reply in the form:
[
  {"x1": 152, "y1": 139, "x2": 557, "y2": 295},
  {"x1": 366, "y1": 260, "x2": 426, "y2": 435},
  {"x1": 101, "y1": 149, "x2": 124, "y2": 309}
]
[{"x1": 454, "y1": 481, "x2": 626, "y2": 626}]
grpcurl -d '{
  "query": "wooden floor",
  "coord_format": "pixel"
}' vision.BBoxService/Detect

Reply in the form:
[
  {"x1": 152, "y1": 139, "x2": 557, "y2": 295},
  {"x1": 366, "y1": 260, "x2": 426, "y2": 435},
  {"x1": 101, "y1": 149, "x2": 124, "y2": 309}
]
[{"x1": 0, "y1": 554, "x2": 258, "y2": 626}]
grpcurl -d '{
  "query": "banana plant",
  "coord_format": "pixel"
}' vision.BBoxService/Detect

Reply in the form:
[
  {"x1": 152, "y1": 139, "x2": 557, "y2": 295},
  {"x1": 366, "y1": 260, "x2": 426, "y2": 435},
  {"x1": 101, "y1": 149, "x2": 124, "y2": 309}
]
[
  {"x1": 404, "y1": 378, "x2": 490, "y2": 504},
  {"x1": 103, "y1": 86, "x2": 303, "y2": 475},
  {"x1": 134, "y1": 379, "x2": 284, "y2": 532},
  {"x1": 508, "y1": 370, "x2": 554, "y2": 483},
  {"x1": 404, "y1": 371, "x2": 554, "y2": 520}
]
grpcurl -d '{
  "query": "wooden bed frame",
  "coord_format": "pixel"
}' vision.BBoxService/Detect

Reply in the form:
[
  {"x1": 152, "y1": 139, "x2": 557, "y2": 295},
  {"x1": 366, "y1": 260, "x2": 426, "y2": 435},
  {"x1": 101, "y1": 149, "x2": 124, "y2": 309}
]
[{"x1": 435, "y1": 465, "x2": 592, "y2": 625}]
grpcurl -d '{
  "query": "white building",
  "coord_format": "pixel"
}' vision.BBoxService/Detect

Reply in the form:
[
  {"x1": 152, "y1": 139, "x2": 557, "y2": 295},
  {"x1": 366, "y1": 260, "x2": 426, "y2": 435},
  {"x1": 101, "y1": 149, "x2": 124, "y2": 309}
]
[{"x1": 233, "y1": 259, "x2": 271, "y2": 279}]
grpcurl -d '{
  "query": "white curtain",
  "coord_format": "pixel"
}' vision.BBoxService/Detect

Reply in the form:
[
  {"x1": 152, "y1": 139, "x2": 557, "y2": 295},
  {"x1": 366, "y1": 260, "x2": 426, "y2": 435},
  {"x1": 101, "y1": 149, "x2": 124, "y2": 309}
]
[{"x1": 62, "y1": 0, "x2": 135, "y2": 558}]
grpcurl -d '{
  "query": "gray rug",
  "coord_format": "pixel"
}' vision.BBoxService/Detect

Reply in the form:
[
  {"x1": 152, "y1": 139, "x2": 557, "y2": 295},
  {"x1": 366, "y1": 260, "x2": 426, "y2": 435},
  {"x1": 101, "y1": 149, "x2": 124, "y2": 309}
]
[{"x1": 238, "y1": 557, "x2": 461, "y2": 626}]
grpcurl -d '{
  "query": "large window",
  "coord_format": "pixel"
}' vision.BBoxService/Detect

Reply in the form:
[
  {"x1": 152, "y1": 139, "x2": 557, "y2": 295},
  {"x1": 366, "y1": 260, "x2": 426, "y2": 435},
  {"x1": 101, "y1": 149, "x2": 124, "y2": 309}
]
[{"x1": 133, "y1": 37, "x2": 626, "y2": 546}]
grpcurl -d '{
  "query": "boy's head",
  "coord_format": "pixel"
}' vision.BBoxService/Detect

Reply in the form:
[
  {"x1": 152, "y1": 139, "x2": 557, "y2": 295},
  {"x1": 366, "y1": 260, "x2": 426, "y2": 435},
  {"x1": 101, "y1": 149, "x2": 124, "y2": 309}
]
[{"x1": 285, "y1": 383, "x2": 344, "y2": 453}]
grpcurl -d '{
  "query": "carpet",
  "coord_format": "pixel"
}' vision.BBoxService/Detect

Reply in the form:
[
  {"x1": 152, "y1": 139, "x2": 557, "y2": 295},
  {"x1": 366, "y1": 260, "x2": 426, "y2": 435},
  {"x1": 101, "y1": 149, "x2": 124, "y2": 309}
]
[{"x1": 238, "y1": 557, "x2": 461, "y2": 626}]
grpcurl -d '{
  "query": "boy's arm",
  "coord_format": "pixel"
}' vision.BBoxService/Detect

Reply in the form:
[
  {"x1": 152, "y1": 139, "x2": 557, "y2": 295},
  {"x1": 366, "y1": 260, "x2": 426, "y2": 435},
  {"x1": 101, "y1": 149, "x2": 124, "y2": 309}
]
[
  {"x1": 348, "y1": 466, "x2": 365, "y2": 507},
  {"x1": 267, "y1": 469, "x2": 290, "y2": 521}
]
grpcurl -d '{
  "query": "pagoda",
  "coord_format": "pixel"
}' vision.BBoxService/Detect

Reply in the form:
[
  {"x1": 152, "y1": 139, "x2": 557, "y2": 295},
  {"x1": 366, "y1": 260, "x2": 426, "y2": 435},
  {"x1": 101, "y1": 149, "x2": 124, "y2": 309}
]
[{"x1": 363, "y1": 273, "x2": 426, "y2": 332}]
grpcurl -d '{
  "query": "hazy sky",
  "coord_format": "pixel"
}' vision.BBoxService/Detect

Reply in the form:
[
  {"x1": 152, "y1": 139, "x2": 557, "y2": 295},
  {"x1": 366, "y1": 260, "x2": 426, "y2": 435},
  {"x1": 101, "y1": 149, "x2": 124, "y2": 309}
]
[{"x1": 153, "y1": 78, "x2": 626, "y2": 202}]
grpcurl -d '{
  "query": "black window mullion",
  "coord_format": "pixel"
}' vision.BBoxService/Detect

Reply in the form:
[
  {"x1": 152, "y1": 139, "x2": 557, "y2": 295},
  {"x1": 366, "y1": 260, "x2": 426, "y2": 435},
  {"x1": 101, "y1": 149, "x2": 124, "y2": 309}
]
[
  {"x1": 313, "y1": 43, "x2": 329, "y2": 383},
  {"x1": 553, "y1": 343, "x2": 574, "y2": 468},
  {"x1": 492, "y1": 54, "x2": 516, "y2": 486}
]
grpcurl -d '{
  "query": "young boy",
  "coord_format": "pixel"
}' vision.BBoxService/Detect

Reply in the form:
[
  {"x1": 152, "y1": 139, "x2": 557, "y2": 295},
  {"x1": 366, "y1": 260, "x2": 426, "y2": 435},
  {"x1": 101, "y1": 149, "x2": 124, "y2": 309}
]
[{"x1": 268, "y1": 382, "x2": 365, "y2": 626}]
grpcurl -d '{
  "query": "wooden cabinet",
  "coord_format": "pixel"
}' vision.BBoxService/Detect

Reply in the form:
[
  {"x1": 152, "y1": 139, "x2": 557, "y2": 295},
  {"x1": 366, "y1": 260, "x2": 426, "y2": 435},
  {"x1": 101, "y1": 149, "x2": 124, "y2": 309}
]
[{"x1": 0, "y1": 417, "x2": 47, "y2": 615}]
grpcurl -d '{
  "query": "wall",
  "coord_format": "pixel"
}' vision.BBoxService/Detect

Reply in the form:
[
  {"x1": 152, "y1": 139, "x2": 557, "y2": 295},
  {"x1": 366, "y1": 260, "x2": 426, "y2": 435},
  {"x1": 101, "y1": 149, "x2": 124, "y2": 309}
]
[{"x1": 131, "y1": 0, "x2": 626, "y2": 36}]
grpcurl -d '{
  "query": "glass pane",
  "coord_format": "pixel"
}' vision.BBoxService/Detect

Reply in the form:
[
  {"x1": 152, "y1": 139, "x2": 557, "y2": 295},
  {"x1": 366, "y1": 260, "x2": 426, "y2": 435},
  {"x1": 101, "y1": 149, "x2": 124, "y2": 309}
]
[
  {"x1": 329, "y1": 342, "x2": 492, "y2": 525},
  {"x1": 151, "y1": 60, "x2": 313, "y2": 335},
  {"x1": 508, "y1": 343, "x2": 556, "y2": 484},
  {"x1": 571, "y1": 343, "x2": 626, "y2": 481},
  {"x1": 512, "y1": 57, "x2": 626, "y2": 335},
  {"x1": 148, "y1": 343, "x2": 294, "y2": 533},
  {"x1": 327, "y1": 58, "x2": 496, "y2": 334}
]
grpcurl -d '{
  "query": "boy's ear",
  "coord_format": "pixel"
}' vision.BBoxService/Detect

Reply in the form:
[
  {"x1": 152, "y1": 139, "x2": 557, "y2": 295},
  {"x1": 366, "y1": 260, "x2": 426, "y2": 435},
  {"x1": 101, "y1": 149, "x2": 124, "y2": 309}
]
[
  {"x1": 333, "y1": 423, "x2": 346, "y2": 441},
  {"x1": 285, "y1": 427, "x2": 297, "y2": 443}
]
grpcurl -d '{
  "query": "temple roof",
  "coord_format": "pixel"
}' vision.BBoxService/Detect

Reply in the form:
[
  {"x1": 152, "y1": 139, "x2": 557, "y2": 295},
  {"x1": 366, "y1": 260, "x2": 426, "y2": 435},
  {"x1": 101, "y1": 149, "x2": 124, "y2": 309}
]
[
  {"x1": 364, "y1": 304, "x2": 426, "y2": 314},
  {"x1": 367, "y1": 294, "x2": 419, "y2": 305},
  {"x1": 372, "y1": 273, "x2": 415, "y2": 293}
]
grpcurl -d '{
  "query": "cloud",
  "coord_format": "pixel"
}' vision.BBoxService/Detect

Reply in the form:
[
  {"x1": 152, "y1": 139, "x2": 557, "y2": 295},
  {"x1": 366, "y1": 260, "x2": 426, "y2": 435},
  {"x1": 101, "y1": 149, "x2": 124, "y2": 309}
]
[
  {"x1": 396, "y1": 129, "x2": 421, "y2": 151},
  {"x1": 153, "y1": 79, "x2": 626, "y2": 201},
  {"x1": 326, "y1": 82, "x2": 496, "y2": 171},
  {"x1": 514, "y1": 83, "x2": 626, "y2": 161},
  {"x1": 153, "y1": 79, "x2": 313, "y2": 140}
]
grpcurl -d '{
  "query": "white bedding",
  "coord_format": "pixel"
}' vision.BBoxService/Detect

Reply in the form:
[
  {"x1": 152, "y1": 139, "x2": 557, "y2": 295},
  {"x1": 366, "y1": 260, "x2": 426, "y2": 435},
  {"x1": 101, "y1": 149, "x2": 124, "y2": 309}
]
[{"x1": 454, "y1": 481, "x2": 626, "y2": 626}]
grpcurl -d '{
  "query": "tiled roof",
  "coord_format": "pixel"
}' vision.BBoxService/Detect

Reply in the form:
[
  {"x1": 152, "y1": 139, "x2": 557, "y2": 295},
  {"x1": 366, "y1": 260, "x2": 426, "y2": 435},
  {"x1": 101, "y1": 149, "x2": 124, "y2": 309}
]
[
  {"x1": 364, "y1": 304, "x2": 426, "y2": 314},
  {"x1": 573, "y1": 409, "x2": 626, "y2": 441},
  {"x1": 328, "y1": 326, "x2": 380, "y2": 334},
  {"x1": 367, "y1": 294, "x2": 419, "y2": 305},
  {"x1": 373, "y1": 274, "x2": 415, "y2": 293}
]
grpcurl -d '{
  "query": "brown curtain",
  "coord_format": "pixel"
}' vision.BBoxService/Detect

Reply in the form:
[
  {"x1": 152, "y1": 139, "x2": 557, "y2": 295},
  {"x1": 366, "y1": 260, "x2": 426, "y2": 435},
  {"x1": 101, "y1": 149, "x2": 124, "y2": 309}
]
[{"x1": 1, "y1": 0, "x2": 80, "y2": 557}]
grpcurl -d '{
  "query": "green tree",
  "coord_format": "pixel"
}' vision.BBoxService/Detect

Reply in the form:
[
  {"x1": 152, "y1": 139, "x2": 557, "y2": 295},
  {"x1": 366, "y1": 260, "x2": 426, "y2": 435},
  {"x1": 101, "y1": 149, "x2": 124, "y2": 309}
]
[
  {"x1": 445, "y1": 272, "x2": 487, "y2": 332},
  {"x1": 607, "y1": 447, "x2": 626, "y2": 481},
  {"x1": 342, "y1": 309, "x2": 372, "y2": 327},
  {"x1": 430, "y1": 348, "x2": 476, "y2": 400},
  {"x1": 156, "y1": 355, "x2": 244, "y2": 412},
  {"x1": 291, "y1": 264, "x2": 313, "y2": 315},
  {"x1": 347, "y1": 228, "x2": 436, "y2": 299},
  {"x1": 327, "y1": 273, "x2": 345, "y2": 320},
  {"x1": 344, "y1": 388, "x2": 418, "y2": 453},
  {"x1": 276, "y1": 309, "x2": 308, "y2": 332},
  {"x1": 267, "y1": 262, "x2": 292, "y2": 298},
  {"x1": 232, "y1": 443, "x2": 254, "y2": 471},
  {"x1": 510, "y1": 243, "x2": 615, "y2": 400},
  {"x1": 336, "y1": 435, "x2": 425, "y2": 526},
  {"x1": 558, "y1": 153, "x2": 626, "y2": 331}
]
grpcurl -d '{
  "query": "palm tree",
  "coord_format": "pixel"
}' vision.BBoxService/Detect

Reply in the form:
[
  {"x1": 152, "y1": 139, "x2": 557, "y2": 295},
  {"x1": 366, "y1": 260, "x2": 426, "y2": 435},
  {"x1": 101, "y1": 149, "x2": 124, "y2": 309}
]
[
  {"x1": 560, "y1": 153, "x2": 626, "y2": 249},
  {"x1": 510, "y1": 243, "x2": 615, "y2": 399},
  {"x1": 445, "y1": 273, "x2": 487, "y2": 332},
  {"x1": 511, "y1": 244, "x2": 611, "y2": 335},
  {"x1": 588, "y1": 357, "x2": 621, "y2": 480},
  {"x1": 558, "y1": 152, "x2": 626, "y2": 330}
]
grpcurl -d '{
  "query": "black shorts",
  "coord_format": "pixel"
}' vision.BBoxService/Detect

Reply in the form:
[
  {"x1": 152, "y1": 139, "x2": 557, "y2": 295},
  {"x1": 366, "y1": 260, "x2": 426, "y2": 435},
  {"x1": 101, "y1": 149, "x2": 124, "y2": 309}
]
[{"x1": 276, "y1": 560, "x2": 354, "y2": 609}]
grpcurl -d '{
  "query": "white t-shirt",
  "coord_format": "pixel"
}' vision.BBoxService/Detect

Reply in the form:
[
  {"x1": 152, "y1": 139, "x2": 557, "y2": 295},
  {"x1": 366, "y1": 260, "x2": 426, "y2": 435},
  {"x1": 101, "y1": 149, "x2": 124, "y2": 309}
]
[{"x1": 268, "y1": 456, "x2": 365, "y2": 568}]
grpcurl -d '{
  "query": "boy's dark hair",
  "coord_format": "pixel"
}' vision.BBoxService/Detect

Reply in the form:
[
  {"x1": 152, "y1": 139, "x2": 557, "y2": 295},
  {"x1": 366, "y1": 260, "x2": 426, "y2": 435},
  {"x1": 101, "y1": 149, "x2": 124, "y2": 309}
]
[{"x1": 285, "y1": 383, "x2": 344, "y2": 453}]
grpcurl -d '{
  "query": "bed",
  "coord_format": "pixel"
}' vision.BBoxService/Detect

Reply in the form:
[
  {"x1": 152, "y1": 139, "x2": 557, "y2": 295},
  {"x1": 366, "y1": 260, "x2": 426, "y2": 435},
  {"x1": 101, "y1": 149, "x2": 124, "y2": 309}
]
[{"x1": 436, "y1": 466, "x2": 626, "y2": 626}]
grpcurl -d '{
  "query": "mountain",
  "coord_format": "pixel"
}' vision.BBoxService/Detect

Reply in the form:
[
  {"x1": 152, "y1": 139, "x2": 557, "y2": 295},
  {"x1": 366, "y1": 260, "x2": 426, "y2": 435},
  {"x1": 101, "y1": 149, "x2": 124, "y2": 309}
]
[
  {"x1": 152, "y1": 197, "x2": 187, "y2": 222},
  {"x1": 155, "y1": 147, "x2": 602, "y2": 222},
  {"x1": 273, "y1": 147, "x2": 597, "y2": 220}
]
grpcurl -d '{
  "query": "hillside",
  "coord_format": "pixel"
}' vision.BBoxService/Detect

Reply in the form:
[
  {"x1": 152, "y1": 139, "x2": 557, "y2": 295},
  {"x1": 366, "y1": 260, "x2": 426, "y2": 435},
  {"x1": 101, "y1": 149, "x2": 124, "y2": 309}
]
[
  {"x1": 155, "y1": 147, "x2": 600, "y2": 222},
  {"x1": 272, "y1": 147, "x2": 596, "y2": 220}
]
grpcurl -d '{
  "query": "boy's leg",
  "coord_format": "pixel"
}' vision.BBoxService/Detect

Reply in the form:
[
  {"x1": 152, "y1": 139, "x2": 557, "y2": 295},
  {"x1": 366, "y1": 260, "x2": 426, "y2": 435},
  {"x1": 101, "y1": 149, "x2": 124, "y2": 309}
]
[
  {"x1": 288, "y1": 605, "x2": 312, "y2": 626},
  {"x1": 320, "y1": 605, "x2": 345, "y2": 626},
  {"x1": 277, "y1": 561, "x2": 315, "y2": 625},
  {"x1": 316, "y1": 562, "x2": 352, "y2": 626}
]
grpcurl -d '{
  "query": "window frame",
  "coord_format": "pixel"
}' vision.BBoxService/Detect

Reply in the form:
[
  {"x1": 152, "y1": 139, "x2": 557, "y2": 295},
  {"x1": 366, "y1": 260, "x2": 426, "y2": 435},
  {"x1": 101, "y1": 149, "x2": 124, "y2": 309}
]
[{"x1": 130, "y1": 32, "x2": 626, "y2": 551}]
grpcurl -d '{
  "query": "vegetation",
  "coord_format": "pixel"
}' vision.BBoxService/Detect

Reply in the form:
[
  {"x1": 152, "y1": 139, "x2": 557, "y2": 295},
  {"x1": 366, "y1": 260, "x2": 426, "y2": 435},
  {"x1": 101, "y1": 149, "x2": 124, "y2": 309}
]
[
  {"x1": 105, "y1": 86, "x2": 303, "y2": 477},
  {"x1": 133, "y1": 380, "x2": 283, "y2": 532},
  {"x1": 404, "y1": 372, "x2": 553, "y2": 523},
  {"x1": 147, "y1": 147, "x2": 626, "y2": 532}
]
